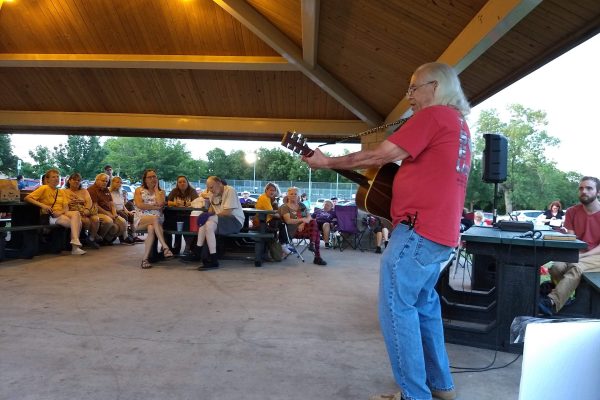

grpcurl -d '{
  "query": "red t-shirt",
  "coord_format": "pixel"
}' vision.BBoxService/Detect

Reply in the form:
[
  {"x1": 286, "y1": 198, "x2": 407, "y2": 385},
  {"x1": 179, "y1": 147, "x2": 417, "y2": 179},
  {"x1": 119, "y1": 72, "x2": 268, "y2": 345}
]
[
  {"x1": 386, "y1": 105, "x2": 471, "y2": 247},
  {"x1": 564, "y1": 204, "x2": 600, "y2": 252}
]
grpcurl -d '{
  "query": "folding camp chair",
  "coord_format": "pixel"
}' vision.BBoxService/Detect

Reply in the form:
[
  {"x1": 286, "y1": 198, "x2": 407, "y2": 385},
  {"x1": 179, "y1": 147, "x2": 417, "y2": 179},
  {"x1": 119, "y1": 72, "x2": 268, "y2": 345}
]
[
  {"x1": 281, "y1": 223, "x2": 308, "y2": 262},
  {"x1": 332, "y1": 205, "x2": 363, "y2": 252}
]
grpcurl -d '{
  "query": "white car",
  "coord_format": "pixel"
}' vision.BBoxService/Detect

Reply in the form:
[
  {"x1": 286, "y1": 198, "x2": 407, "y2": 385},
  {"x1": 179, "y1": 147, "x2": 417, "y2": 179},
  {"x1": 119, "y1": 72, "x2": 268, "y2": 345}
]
[
  {"x1": 511, "y1": 210, "x2": 544, "y2": 222},
  {"x1": 121, "y1": 184, "x2": 137, "y2": 201}
]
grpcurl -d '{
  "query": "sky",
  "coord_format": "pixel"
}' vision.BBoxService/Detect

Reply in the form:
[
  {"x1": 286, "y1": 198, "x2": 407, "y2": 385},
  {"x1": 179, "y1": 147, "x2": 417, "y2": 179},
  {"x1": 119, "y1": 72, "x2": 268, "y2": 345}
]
[{"x1": 8, "y1": 33, "x2": 600, "y2": 175}]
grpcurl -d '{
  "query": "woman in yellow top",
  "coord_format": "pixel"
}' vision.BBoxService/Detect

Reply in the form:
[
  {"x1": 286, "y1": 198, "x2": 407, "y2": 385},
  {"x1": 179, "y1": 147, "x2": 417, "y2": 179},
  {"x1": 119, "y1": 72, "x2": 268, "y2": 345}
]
[
  {"x1": 254, "y1": 182, "x2": 289, "y2": 258},
  {"x1": 24, "y1": 169, "x2": 86, "y2": 255}
]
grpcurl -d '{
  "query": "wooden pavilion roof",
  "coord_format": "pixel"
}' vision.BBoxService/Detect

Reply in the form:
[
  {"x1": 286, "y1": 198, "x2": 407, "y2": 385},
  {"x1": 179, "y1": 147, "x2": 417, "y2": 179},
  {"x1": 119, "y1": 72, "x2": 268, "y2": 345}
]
[{"x1": 1, "y1": 0, "x2": 599, "y2": 144}]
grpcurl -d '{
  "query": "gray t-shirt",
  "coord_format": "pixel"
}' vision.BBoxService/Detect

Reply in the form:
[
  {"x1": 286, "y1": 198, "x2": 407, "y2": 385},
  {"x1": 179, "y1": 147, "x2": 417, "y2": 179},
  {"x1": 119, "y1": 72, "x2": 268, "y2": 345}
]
[{"x1": 209, "y1": 185, "x2": 244, "y2": 226}]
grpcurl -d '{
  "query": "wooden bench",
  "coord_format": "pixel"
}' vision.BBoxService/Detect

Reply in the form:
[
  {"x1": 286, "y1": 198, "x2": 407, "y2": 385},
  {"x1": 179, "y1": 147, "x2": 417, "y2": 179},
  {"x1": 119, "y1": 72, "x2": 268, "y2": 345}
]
[
  {"x1": 0, "y1": 223, "x2": 64, "y2": 260},
  {"x1": 582, "y1": 272, "x2": 600, "y2": 318},
  {"x1": 137, "y1": 228, "x2": 276, "y2": 267}
]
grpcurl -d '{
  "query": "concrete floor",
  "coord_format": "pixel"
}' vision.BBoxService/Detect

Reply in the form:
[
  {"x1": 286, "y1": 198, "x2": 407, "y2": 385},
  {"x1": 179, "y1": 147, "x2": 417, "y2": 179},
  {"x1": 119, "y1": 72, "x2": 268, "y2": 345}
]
[{"x1": 0, "y1": 243, "x2": 522, "y2": 400}]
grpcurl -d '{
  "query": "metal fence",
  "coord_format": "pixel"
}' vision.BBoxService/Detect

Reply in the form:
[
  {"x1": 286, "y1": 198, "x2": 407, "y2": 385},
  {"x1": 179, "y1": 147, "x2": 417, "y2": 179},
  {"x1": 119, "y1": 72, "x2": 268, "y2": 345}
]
[{"x1": 185, "y1": 179, "x2": 358, "y2": 203}]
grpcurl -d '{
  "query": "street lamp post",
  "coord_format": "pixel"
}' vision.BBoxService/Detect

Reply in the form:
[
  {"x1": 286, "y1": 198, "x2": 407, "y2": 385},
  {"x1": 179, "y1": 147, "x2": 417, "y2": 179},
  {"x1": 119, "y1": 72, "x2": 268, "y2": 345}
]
[{"x1": 245, "y1": 152, "x2": 257, "y2": 192}]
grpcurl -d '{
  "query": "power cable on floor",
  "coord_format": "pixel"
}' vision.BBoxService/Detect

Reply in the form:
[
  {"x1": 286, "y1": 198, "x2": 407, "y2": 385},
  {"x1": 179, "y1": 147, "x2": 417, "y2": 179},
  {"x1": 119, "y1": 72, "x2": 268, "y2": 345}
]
[{"x1": 450, "y1": 351, "x2": 521, "y2": 373}]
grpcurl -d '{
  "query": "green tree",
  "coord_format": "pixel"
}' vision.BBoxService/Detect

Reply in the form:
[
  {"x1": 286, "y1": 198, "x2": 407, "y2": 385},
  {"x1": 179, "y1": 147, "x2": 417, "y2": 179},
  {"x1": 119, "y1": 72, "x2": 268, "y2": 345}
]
[
  {"x1": 206, "y1": 148, "x2": 230, "y2": 177},
  {"x1": 103, "y1": 137, "x2": 200, "y2": 182},
  {"x1": 473, "y1": 105, "x2": 567, "y2": 213},
  {"x1": 28, "y1": 145, "x2": 56, "y2": 177},
  {"x1": 0, "y1": 134, "x2": 18, "y2": 175},
  {"x1": 53, "y1": 135, "x2": 107, "y2": 179}
]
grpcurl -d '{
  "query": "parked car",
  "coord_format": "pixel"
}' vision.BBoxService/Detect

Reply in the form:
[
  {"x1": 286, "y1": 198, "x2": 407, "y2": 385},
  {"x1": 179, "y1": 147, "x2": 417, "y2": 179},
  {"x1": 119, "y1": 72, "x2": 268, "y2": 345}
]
[
  {"x1": 121, "y1": 184, "x2": 137, "y2": 201},
  {"x1": 511, "y1": 210, "x2": 544, "y2": 222}
]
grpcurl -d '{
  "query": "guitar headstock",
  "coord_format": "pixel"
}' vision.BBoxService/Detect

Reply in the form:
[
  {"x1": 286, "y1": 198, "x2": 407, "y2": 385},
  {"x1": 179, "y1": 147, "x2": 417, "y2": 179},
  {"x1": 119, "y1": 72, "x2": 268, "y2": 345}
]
[{"x1": 281, "y1": 131, "x2": 314, "y2": 157}]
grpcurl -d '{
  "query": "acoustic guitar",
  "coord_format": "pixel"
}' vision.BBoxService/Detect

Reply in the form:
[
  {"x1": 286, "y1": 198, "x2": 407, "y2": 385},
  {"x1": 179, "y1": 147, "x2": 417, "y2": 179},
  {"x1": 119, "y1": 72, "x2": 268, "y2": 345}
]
[{"x1": 281, "y1": 131, "x2": 398, "y2": 223}]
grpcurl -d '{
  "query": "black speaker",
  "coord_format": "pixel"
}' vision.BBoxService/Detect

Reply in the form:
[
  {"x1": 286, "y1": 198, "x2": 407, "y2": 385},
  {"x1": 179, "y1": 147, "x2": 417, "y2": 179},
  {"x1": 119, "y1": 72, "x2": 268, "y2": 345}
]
[{"x1": 482, "y1": 134, "x2": 508, "y2": 183}]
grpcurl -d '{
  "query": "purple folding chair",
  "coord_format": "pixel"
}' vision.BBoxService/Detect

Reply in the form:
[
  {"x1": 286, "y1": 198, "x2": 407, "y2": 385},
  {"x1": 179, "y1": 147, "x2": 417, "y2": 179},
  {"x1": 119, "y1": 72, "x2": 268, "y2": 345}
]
[{"x1": 333, "y1": 205, "x2": 363, "y2": 252}]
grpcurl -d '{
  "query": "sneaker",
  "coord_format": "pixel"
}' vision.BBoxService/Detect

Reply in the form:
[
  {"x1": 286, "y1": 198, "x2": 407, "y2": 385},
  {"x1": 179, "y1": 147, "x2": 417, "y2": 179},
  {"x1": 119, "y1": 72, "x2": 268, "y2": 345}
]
[
  {"x1": 121, "y1": 236, "x2": 135, "y2": 245},
  {"x1": 431, "y1": 388, "x2": 457, "y2": 400},
  {"x1": 70, "y1": 239, "x2": 82, "y2": 247},
  {"x1": 281, "y1": 244, "x2": 291, "y2": 256},
  {"x1": 71, "y1": 247, "x2": 86, "y2": 255},
  {"x1": 313, "y1": 256, "x2": 327, "y2": 266},
  {"x1": 85, "y1": 238, "x2": 100, "y2": 249},
  {"x1": 538, "y1": 296, "x2": 555, "y2": 316},
  {"x1": 325, "y1": 242, "x2": 330, "y2": 248},
  {"x1": 375, "y1": 246, "x2": 382, "y2": 254}
]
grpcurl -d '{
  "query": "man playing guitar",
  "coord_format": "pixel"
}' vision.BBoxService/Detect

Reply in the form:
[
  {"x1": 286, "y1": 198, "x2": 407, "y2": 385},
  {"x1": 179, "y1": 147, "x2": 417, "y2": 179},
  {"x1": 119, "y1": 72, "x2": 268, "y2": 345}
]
[{"x1": 302, "y1": 62, "x2": 471, "y2": 400}]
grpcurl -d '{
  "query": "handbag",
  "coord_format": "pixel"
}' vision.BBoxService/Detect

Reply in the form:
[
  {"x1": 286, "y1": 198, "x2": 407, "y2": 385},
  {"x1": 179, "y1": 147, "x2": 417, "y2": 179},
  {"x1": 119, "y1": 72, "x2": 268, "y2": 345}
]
[{"x1": 40, "y1": 188, "x2": 59, "y2": 225}]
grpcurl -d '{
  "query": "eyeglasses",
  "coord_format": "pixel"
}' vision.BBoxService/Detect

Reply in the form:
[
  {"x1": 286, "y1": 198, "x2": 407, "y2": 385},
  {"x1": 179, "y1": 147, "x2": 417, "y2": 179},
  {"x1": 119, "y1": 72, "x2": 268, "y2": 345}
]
[{"x1": 406, "y1": 80, "x2": 436, "y2": 97}]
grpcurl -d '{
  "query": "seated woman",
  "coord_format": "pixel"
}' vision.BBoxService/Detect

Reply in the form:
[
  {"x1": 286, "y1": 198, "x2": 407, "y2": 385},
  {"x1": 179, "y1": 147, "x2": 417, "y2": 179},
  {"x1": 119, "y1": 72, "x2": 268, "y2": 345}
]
[
  {"x1": 254, "y1": 182, "x2": 288, "y2": 259},
  {"x1": 193, "y1": 176, "x2": 245, "y2": 270},
  {"x1": 109, "y1": 176, "x2": 135, "y2": 244},
  {"x1": 64, "y1": 172, "x2": 101, "y2": 249},
  {"x1": 134, "y1": 169, "x2": 173, "y2": 269},
  {"x1": 24, "y1": 168, "x2": 86, "y2": 255},
  {"x1": 312, "y1": 199, "x2": 336, "y2": 248},
  {"x1": 279, "y1": 187, "x2": 327, "y2": 266},
  {"x1": 166, "y1": 175, "x2": 199, "y2": 254},
  {"x1": 473, "y1": 211, "x2": 489, "y2": 226},
  {"x1": 540, "y1": 200, "x2": 564, "y2": 227}
]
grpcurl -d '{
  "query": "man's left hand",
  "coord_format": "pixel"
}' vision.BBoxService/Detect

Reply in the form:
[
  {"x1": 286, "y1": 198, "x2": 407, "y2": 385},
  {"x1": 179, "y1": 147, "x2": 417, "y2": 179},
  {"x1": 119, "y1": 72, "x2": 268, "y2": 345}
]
[{"x1": 302, "y1": 148, "x2": 328, "y2": 169}]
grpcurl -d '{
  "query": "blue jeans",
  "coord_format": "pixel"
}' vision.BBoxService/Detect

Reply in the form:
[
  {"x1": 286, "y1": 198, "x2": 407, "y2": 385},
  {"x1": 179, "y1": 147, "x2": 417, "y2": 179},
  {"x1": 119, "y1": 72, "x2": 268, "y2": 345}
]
[{"x1": 379, "y1": 224, "x2": 454, "y2": 400}]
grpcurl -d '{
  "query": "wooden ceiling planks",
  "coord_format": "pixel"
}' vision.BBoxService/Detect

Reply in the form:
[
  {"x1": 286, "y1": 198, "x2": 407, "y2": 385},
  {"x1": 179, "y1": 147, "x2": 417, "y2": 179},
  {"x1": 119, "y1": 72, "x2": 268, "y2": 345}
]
[
  {"x1": 0, "y1": 67, "x2": 355, "y2": 119},
  {"x1": 0, "y1": 0, "x2": 278, "y2": 56},
  {"x1": 248, "y1": 0, "x2": 302, "y2": 47},
  {"x1": 317, "y1": 0, "x2": 488, "y2": 116},
  {"x1": 1, "y1": 0, "x2": 600, "y2": 139}
]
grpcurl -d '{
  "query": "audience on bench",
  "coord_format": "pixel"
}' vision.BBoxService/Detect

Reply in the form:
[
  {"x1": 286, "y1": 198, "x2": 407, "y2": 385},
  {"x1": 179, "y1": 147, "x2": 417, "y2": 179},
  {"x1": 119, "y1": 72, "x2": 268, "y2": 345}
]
[
  {"x1": 24, "y1": 169, "x2": 86, "y2": 255},
  {"x1": 87, "y1": 173, "x2": 120, "y2": 245},
  {"x1": 12, "y1": 168, "x2": 391, "y2": 266},
  {"x1": 109, "y1": 176, "x2": 136, "y2": 245},
  {"x1": 134, "y1": 169, "x2": 173, "y2": 269},
  {"x1": 64, "y1": 172, "x2": 100, "y2": 249},
  {"x1": 192, "y1": 176, "x2": 244, "y2": 271},
  {"x1": 166, "y1": 175, "x2": 199, "y2": 255},
  {"x1": 254, "y1": 181, "x2": 288, "y2": 260}
]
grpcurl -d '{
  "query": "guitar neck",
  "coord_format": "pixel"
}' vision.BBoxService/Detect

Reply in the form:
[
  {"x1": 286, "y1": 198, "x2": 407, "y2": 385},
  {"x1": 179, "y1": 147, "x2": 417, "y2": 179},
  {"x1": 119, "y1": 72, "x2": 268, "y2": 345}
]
[
  {"x1": 333, "y1": 169, "x2": 369, "y2": 188},
  {"x1": 280, "y1": 131, "x2": 370, "y2": 187}
]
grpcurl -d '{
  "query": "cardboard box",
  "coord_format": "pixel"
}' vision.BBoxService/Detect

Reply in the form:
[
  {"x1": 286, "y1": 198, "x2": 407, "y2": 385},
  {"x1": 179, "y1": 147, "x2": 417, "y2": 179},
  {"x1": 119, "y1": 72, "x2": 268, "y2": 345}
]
[{"x1": 0, "y1": 179, "x2": 19, "y2": 202}]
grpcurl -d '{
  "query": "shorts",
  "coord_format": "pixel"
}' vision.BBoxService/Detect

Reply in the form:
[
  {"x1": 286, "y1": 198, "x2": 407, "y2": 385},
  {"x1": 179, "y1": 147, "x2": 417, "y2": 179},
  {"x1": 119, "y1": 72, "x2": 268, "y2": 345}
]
[{"x1": 216, "y1": 215, "x2": 243, "y2": 235}]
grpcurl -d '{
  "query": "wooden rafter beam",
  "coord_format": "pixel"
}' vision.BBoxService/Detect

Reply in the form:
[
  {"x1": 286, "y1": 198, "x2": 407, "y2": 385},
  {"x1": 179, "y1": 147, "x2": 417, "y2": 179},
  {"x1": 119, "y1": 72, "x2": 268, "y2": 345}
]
[
  {"x1": 0, "y1": 54, "x2": 296, "y2": 71},
  {"x1": 385, "y1": 0, "x2": 542, "y2": 124},
  {"x1": 0, "y1": 110, "x2": 369, "y2": 140},
  {"x1": 301, "y1": 0, "x2": 319, "y2": 68},
  {"x1": 214, "y1": 0, "x2": 382, "y2": 126}
]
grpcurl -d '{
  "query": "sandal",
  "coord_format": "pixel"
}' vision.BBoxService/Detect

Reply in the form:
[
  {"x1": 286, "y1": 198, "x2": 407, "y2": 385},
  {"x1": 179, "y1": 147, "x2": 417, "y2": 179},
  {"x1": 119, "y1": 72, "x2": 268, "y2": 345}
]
[
  {"x1": 141, "y1": 259, "x2": 152, "y2": 269},
  {"x1": 163, "y1": 249, "x2": 174, "y2": 259}
]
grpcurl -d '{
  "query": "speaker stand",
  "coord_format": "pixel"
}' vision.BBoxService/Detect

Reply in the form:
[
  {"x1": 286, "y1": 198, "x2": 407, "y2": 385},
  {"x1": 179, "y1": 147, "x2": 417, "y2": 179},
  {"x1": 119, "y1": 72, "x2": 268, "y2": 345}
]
[{"x1": 492, "y1": 182, "x2": 499, "y2": 225}]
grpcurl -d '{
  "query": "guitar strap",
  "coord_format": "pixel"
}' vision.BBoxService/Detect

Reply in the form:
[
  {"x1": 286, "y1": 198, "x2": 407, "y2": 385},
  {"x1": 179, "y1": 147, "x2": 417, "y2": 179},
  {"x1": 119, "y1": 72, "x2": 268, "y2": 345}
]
[{"x1": 317, "y1": 117, "x2": 411, "y2": 148}]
